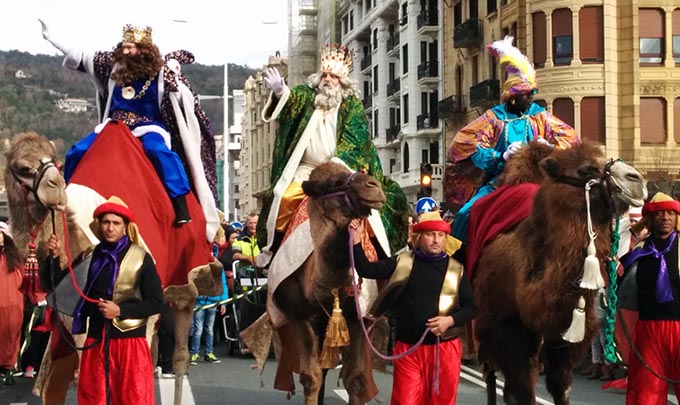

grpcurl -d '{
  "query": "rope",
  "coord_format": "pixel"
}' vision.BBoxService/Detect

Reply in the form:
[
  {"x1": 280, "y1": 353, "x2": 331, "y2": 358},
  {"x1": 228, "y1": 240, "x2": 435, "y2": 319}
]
[
  {"x1": 603, "y1": 219, "x2": 620, "y2": 364},
  {"x1": 58, "y1": 210, "x2": 97, "y2": 303},
  {"x1": 193, "y1": 285, "x2": 267, "y2": 312}
]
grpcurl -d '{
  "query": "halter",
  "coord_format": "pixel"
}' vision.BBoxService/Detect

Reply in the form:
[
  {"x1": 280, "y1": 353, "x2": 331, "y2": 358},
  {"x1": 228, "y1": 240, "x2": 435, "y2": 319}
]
[
  {"x1": 10, "y1": 157, "x2": 60, "y2": 208},
  {"x1": 312, "y1": 170, "x2": 360, "y2": 213}
]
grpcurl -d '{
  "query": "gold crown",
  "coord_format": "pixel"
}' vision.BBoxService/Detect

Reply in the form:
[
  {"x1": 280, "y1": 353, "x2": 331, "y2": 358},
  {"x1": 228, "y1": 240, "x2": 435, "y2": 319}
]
[
  {"x1": 122, "y1": 24, "x2": 153, "y2": 44},
  {"x1": 320, "y1": 44, "x2": 354, "y2": 78}
]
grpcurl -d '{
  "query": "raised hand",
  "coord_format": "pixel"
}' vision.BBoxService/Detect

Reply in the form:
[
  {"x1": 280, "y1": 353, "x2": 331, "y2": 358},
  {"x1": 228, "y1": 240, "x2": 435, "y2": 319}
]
[
  {"x1": 264, "y1": 67, "x2": 285, "y2": 97},
  {"x1": 39, "y1": 19, "x2": 68, "y2": 54},
  {"x1": 502, "y1": 141, "x2": 524, "y2": 161}
]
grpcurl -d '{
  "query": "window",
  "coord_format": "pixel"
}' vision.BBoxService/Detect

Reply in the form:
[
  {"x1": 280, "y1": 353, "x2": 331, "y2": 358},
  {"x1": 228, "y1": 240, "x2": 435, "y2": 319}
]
[
  {"x1": 580, "y1": 97, "x2": 605, "y2": 144},
  {"x1": 349, "y1": 10, "x2": 354, "y2": 30},
  {"x1": 403, "y1": 142, "x2": 410, "y2": 173},
  {"x1": 401, "y1": 3, "x2": 408, "y2": 26},
  {"x1": 674, "y1": 98, "x2": 680, "y2": 142},
  {"x1": 373, "y1": 29, "x2": 378, "y2": 50},
  {"x1": 673, "y1": 9, "x2": 680, "y2": 63},
  {"x1": 402, "y1": 44, "x2": 409, "y2": 74},
  {"x1": 373, "y1": 66, "x2": 379, "y2": 92},
  {"x1": 471, "y1": 55, "x2": 479, "y2": 84},
  {"x1": 389, "y1": 158, "x2": 396, "y2": 174},
  {"x1": 640, "y1": 97, "x2": 666, "y2": 144},
  {"x1": 553, "y1": 98, "x2": 575, "y2": 129},
  {"x1": 639, "y1": 9, "x2": 664, "y2": 65},
  {"x1": 579, "y1": 6, "x2": 604, "y2": 63},
  {"x1": 674, "y1": 36, "x2": 680, "y2": 63},
  {"x1": 469, "y1": 0, "x2": 478, "y2": 19},
  {"x1": 403, "y1": 94, "x2": 409, "y2": 124},
  {"x1": 487, "y1": 0, "x2": 497, "y2": 14},
  {"x1": 421, "y1": 149, "x2": 429, "y2": 163},
  {"x1": 552, "y1": 8, "x2": 573, "y2": 65},
  {"x1": 454, "y1": 2, "x2": 462, "y2": 27},
  {"x1": 430, "y1": 142, "x2": 439, "y2": 164},
  {"x1": 421, "y1": 92, "x2": 428, "y2": 114},
  {"x1": 532, "y1": 12, "x2": 547, "y2": 67},
  {"x1": 373, "y1": 110, "x2": 379, "y2": 138}
]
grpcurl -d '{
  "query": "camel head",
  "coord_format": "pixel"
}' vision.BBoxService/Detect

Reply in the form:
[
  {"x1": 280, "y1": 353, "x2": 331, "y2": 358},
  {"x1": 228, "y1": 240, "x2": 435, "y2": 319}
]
[
  {"x1": 5, "y1": 132, "x2": 67, "y2": 212},
  {"x1": 539, "y1": 141, "x2": 648, "y2": 216},
  {"x1": 302, "y1": 161, "x2": 386, "y2": 222}
]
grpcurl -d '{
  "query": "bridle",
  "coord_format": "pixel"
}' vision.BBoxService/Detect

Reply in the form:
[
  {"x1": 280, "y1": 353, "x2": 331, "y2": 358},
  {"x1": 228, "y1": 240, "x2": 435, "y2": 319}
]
[
  {"x1": 311, "y1": 171, "x2": 360, "y2": 213},
  {"x1": 9, "y1": 157, "x2": 60, "y2": 208}
]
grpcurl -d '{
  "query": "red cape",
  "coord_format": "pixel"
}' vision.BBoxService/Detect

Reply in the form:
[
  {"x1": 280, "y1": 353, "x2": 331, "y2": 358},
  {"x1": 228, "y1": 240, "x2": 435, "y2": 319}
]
[
  {"x1": 69, "y1": 121, "x2": 213, "y2": 288},
  {"x1": 466, "y1": 183, "x2": 540, "y2": 280}
]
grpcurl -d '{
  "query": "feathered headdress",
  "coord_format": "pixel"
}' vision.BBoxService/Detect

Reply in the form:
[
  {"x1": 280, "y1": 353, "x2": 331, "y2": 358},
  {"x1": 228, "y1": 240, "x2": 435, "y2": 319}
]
[
  {"x1": 486, "y1": 36, "x2": 537, "y2": 101},
  {"x1": 320, "y1": 43, "x2": 354, "y2": 78}
]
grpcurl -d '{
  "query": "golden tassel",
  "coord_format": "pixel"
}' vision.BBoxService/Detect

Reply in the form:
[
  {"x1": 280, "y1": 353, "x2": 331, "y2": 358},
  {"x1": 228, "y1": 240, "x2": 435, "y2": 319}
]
[{"x1": 319, "y1": 289, "x2": 350, "y2": 369}]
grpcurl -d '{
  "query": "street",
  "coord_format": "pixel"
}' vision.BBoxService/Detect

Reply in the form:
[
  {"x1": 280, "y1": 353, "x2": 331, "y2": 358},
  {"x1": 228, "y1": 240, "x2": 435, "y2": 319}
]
[{"x1": 1, "y1": 338, "x2": 662, "y2": 405}]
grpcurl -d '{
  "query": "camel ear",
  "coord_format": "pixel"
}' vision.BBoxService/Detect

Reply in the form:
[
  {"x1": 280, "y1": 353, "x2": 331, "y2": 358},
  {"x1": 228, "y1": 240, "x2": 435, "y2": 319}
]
[
  {"x1": 301, "y1": 180, "x2": 323, "y2": 197},
  {"x1": 540, "y1": 156, "x2": 561, "y2": 179}
]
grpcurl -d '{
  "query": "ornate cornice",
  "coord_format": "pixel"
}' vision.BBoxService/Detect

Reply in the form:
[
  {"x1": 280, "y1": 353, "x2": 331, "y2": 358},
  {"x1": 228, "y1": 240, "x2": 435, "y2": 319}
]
[
  {"x1": 640, "y1": 83, "x2": 680, "y2": 96},
  {"x1": 539, "y1": 83, "x2": 604, "y2": 94}
]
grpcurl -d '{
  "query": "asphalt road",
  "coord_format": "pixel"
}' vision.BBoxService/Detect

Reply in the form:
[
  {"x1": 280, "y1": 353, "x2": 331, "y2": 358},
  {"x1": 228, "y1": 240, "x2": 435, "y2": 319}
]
[{"x1": 1, "y1": 338, "x2": 660, "y2": 405}]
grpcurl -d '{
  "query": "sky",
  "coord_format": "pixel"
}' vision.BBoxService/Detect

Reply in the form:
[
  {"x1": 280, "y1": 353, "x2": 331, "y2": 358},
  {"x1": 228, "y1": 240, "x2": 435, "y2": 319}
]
[{"x1": 0, "y1": 0, "x2": 289, "y2": 67}]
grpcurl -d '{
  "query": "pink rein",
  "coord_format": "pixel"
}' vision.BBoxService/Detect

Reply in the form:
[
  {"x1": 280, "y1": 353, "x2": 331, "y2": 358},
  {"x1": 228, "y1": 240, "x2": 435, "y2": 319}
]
[{"x1": 348, "y1": 228, "x2": 441, "y2": 393}]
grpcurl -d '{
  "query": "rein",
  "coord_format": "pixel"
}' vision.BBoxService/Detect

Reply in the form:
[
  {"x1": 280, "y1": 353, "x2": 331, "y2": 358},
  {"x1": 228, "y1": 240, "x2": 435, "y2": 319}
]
[
  {"x1": 10, "y1": 158, "x2": 59, "y2": 207},
  {"x1": 312, "y1": 171, "x2": 360, "y2": 212}
]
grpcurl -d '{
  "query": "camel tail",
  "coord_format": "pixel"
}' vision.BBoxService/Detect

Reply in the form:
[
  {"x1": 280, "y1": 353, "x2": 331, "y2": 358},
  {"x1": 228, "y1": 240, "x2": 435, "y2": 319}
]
[{"x1": 482, "y1": 362, "x2": 497, "y2": 405}]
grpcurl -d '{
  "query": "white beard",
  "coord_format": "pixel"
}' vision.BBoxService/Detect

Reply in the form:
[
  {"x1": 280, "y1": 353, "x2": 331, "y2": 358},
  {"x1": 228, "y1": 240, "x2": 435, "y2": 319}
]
[{"x1": 314, "y1": 83, "x2": 342, "y2": 111}]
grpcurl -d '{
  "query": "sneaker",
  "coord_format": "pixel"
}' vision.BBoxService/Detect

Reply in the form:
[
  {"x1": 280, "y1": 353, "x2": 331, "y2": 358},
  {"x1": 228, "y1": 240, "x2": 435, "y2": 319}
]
[
  {"x1": 24, "y1": 366, "x2": 35, "y2": 379},
  {"x1": 190, "y1": 353, "x2": 199, "y2": 365},
  {"x1": 204, "y1": 353, "x2": 221, "y2": 364}
]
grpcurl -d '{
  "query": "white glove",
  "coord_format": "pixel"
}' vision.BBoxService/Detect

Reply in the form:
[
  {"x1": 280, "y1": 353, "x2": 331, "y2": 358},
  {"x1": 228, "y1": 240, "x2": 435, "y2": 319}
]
[
  {"x1": 264, "y1": 67, "x2": 285, "y2": 97},
  {"x1": 39, "y1": 19, "x2": 68, "y2": 54},
  {"x1": 536, "y1": 137, "x2": 551, "y2": 146},
  {"x1": 502, "y1": 141, "x2": 523, "y2": 161}
]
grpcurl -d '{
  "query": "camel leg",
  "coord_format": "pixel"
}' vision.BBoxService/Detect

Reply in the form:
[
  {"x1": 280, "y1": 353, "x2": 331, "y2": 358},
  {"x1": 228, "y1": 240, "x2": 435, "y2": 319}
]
[
  {"x1": 339, "y1": 306, "x2": 378, "y2": 405},
  {"x1": 287, "y1": 320, "x2": 323, "y2": 405},
  {"x1": 476, "y1": 318, "x2": 540, "y2": 405},
  {"x1": 164, "y1": 284, "x2": 198, "y2": 405},
  {"x1": 479, "y1": 362, "x2": 497, "y2": 405},
  {"x1": 542, "y1": 340, "x2": 583, "y2": 405}
]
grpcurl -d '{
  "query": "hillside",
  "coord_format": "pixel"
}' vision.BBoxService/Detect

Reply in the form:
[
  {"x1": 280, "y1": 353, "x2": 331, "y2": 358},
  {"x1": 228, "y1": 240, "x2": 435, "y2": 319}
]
[{"x1": 0, "y1": 50, "x2": 257, "y2": 161}]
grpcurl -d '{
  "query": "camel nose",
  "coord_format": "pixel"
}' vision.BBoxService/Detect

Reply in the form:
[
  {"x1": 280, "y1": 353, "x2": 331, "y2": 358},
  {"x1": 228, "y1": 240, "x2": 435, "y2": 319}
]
[{"x1": 366, "y1": 179, "x2": 380, "y2": 189}]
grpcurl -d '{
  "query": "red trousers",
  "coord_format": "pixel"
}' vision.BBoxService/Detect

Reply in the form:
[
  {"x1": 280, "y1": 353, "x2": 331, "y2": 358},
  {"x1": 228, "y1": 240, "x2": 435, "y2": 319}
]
[
  {"x1": 391, "y1": 338, "x2": 462, "y2": 405},
  {"x1": 626, "y1": 320, "x2": 680, "y2": 405},
  {"x1": 78, "y1": 336, "x2": 154, "y2": 405}
]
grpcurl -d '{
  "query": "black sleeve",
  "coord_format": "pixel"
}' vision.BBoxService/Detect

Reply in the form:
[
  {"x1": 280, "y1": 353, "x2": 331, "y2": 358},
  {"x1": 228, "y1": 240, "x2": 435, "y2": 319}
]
[
  {"x1": 118, "y1": 253, "x2": 164, "y2": 320},
  {"x1": 352, "y1": 244, "x2": 397, "y2": 279},
  {"x1": 450, "y1": 271, "x2": 477, "y2": 327}
]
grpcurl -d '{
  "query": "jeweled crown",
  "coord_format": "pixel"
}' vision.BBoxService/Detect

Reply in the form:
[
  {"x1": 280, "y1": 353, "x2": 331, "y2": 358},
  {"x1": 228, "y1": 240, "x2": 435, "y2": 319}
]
[
  {"x1": 320, "y1": 44, "x2": 354, "y2": 78},
  {"x1": 122, "y1": 24, "x2": 153, "y2": 44}
]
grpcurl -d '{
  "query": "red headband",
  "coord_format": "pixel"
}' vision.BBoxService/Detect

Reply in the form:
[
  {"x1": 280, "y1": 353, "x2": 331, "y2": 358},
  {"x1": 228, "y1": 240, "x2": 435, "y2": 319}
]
[
  {"x1": 93, "y1": 202, "x2": 135, "y2": 222},
  {"x1": 412, "y1": 219, "x2": 451, "y2": 234},
  {"x1": 642, "y1": 200, "x2": 680, "y2": 217}
]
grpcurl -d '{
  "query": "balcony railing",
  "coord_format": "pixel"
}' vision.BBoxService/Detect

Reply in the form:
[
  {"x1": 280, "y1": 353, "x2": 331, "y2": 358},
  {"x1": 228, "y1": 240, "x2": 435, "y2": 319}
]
[
  {"x1": 417, "y1": 61, "x2": 439, "y2": 79},
  {"x1": 417, "y1": 10, "x2": 438, "y2": 29},
  {"x1": 416, "y1": 112, "x2": 439, "y2": 130},
  {"x1": 387, "y1": 80, "x2": 401, "y2": 97},
  {"x1": 386, "y1": 125, "x2": 400, "y2": 143},
  {"x1": 438, "y1": 95, "x2": 467, "y2": 119},
  {"x1": 454, "y1": 18, "x2": 483, "y2": 49},
  {"x1": 469, "y1": 79, "x2": 500, "y2": 107},
  {"x1": 360, "y1": 54, "x2": 372, "y2": 71},
  {"x1": 387, "y1": 33, "x2": 400, "y2": 52}
]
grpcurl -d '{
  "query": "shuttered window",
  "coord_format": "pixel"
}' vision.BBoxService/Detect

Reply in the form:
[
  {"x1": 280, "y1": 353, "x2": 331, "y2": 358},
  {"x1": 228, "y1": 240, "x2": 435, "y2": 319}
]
[
  {"x1": 639, "y1": 9, "x2": 664, "y2": 64},
  {"x1": 640, "y1": 98, "x2": 666, "y2": 144},
  {"x1": 553, "y1": 98, "x2": 575, "y2": 129},
  {"x1": 580, "y1": 97, "x2": 605, "y2": 144},
  {"x1": 552, "y1": 8, "x2": 573, "y2": 65},
  {"x1": 579, "y1": 6, "x2": 604, "y2": 63},
  {"x1": 532, "y1": 12, "x2": 546, "y2": 68}
]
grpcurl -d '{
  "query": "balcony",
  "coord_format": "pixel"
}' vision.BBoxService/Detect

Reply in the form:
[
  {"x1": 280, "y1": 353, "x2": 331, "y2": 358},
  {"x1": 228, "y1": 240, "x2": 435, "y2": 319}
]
[
  {"x1": 416, "y1": 112, "x2": 439, "y2": 130},
  {"x1": 386, "y1": 33, "x2": 400, "y2": 54},
  {"x1": 469, "y1": 79, "x2": 500, "y2": 107},
  {"x1": 454, "y1": 18, "x2": 483, "y2": 49},
  {"x1": 386, "y1": 80, "x2": 401, "y2": 97},
  {"x1": 386, "y1": 125, "x2": 400, "y2": 143},
  {"x1": 417, "y1": 61, "x2": 438, "y2": 80},
  {"x1": 360, "y1": 54, "x2": 373, "y2": 72},
  {"x1": 417, "y1": 9, "x2": 438, "y2": 31},
  {"x1": 438, "y1": 95, "x2": 467, "y2": 119}
]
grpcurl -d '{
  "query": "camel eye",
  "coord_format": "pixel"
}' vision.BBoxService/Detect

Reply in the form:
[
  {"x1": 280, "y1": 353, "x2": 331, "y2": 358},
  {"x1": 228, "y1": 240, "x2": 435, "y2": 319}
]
[
  {"x1": 14, "y1": 161, "x2": 34, "y2": 175},
  {"x1": 577, "y1": 165, "x2": 600, "y2": 178}
]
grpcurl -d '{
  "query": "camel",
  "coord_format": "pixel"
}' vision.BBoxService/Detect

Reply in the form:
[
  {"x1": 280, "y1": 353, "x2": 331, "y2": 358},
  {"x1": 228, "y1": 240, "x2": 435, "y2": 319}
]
[
  {"x1": 467, "y1": 141, "x2": 648, "y2": 405},
  {"x1": 266, "y1": 161, "x2": 385, "y2": 405},
  {"x1": 5, "y1": 129, "x2": 222, "y2": 405}
]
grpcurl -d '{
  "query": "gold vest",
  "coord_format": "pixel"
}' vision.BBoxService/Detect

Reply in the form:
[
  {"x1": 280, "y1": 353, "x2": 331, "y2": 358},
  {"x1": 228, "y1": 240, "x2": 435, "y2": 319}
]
[
  {"x1": 368, "y1": 251, "x2": 465, "y2": 340},
  {"x1": 110, "y1": 244, "x2": 148, "y2": 332}
]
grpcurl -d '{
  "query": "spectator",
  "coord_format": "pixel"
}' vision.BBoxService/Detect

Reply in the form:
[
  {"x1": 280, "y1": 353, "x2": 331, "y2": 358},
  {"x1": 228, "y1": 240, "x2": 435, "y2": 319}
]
[
  {"x1": 0, "y1": 222, "x2": 24, "y2": 384},
  {"x1": 189, "y1": 268, "x2": 228, "y2": 365},
  {"x1": 232, "y1": 213, "x2": 260, "y2": 276}
]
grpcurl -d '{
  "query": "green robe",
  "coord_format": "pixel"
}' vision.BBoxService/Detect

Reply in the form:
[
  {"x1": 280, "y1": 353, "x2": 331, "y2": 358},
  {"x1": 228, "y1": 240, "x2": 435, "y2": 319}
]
[{"x1": 256, "y1": 85, "x2": 408, "y2": 254}]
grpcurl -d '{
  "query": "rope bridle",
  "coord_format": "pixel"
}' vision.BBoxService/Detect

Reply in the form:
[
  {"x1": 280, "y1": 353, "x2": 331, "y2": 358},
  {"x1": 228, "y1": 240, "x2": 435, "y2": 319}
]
[
  {"x1": 10, "y1": 157, "x2": 60, "y2": 208},
  {"x1": 311, "y1": 170, "x2": 360, "y2": 213}
]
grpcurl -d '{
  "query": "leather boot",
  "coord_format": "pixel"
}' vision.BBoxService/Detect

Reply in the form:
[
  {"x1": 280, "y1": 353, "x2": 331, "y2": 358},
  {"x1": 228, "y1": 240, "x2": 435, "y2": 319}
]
[
  {"x1": 171, "y1": 195, "x2": 191, "y2": 226},
  {"x1": 600, "y1": 364, "x2": 615, "y2": 381}
]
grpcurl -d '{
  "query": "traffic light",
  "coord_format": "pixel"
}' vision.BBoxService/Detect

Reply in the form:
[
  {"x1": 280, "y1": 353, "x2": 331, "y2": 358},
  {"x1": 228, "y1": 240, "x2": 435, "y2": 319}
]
[{"x1": 418, "y1": 163, "x2": 433, "y2": 198}]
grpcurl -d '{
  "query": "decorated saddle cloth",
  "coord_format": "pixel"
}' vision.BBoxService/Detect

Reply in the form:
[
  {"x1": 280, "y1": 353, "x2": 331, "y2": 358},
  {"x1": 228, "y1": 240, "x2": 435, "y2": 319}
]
[
  {"x1": 265, "y1": 196, "x2": 380, "y2": 328},
  {"x1": 466, "y1": 183, "x2": 539, "y2": 280}
]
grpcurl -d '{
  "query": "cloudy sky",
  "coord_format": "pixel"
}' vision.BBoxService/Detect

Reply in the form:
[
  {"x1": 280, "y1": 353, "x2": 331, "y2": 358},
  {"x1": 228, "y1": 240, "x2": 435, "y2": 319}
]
[{"x1": 0, "y1": 0, "x2": 289, "y2": 67}]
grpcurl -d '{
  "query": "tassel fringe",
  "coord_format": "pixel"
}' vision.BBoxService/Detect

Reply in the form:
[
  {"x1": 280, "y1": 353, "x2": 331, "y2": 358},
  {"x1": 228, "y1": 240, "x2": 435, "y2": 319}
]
[
  {"x1": 562, "y1": 295, "x2": 586, "y2": 343},
  {"x1": 580, "y1": 239, "x2": 604, "y2": 290},
  {"x1": 19, "y1": 241, "x2": 44, "y2": 296},
  {"x1": 319, "y1": 289, "x2": 350, "y2": 369}
]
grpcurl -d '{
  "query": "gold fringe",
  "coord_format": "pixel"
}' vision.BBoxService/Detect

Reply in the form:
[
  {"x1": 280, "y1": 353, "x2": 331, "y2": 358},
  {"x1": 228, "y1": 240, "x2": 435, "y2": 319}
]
[{"x1": 319, "y1": 289, "x2": 350, "y2": 369}]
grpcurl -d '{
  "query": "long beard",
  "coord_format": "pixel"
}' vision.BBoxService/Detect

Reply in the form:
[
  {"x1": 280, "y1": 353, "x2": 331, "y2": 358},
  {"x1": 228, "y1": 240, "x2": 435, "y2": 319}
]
[
  {"x1": 314, "y1": 83, "x2": 342, "y2": 111},
  {"x1": 112, "y1": 54, "x2": 151, "y2": 85}
]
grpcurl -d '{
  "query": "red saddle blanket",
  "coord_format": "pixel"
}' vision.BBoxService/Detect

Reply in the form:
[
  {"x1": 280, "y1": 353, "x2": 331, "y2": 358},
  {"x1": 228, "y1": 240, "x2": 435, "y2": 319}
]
[
  {"x1": 466, "y1": 183, "x2": 540, "y2": 281},
  {"x1": 69, "y1": 121, "x2": 213, "y2": 288}
]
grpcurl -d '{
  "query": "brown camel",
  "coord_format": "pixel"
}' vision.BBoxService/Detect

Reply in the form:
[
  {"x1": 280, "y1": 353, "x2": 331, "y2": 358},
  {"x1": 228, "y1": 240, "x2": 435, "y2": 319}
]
[
  {"x1": 5, "y1": 131, "x2": 222, "y2": 405},
  {"x1": 270, "y1": 161, "x2": 385, "y2": 405},
  {"x1": 470, "y1": 141, "x2": 648, "y2": 405}
]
